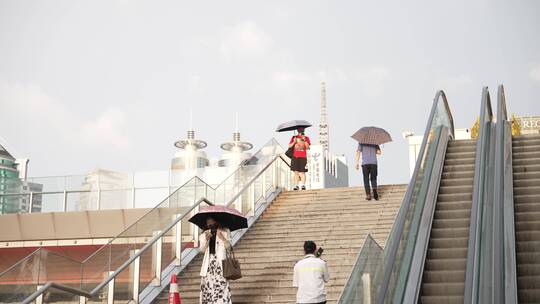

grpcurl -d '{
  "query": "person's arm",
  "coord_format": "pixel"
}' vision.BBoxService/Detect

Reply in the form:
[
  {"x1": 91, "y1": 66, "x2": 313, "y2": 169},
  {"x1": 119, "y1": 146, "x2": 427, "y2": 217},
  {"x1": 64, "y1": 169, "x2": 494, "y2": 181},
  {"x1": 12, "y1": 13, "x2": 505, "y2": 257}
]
[
  {"x1": 355, "y1": 145, "x2": 361, "y2": 170},
  {"x1": 292, "y1": 263, "x2": 299, "y2": 287},
  {"x1": 218, "y1": 228, "x2": 232, "y2": 249},
  {"x1": 377, "y1": 146, "x2": 382, "y2": 155},
  {"x1": 323, "y1": 261, "x2": 330, "y2": 283},
  {"x1": 289, "y1": 136, "x2": 296, "y2": 148},
  {"x1": 305, "y1": 136, "x2": 311, "y2": 150},
  {"x1": 199, "y1": 230, "x2": 211, "y2": 253}
]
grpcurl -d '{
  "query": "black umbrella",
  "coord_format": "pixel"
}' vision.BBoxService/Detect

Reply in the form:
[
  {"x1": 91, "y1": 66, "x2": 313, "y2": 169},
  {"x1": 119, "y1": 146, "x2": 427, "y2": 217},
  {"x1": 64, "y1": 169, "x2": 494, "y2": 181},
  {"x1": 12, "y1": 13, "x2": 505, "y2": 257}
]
[
  {"x1": 276, "y1": 120, "x2": 312, "y2": 132},
  {"x1": 188, "y1": 205, "x2": 248, "y2": 231},
  {"x1": 351, "y1": 126, "x2": 392, "y2": 145}
]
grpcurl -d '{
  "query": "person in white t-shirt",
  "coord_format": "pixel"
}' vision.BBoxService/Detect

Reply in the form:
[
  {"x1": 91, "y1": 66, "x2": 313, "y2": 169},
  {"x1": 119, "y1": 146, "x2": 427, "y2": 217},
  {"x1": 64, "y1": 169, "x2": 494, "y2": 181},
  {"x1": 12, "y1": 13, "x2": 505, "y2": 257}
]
[{"x1": 293, "y1": 241, "x2": 330, "y2": 304}]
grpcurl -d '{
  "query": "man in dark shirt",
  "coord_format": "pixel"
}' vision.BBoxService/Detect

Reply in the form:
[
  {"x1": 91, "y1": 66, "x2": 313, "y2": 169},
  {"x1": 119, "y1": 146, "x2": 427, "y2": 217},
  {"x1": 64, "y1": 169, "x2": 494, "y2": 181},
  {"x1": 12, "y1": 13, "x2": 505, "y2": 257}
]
[{"x1": 355, "y1": 144, "x2": 381, "y2": 200}]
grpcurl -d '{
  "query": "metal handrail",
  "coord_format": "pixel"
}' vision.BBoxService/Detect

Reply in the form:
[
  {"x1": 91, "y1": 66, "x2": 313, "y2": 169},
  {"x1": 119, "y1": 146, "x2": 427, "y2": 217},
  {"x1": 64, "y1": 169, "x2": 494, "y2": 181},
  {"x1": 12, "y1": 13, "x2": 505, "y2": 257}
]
[
  {"x1": 376, "y1": 90, "x2": 454, "y2": 303},
  {"x1": 493, "y1": 84, "x2": 518, "y2": 304},
  {"x1": 464, "y1": 86, "x2": 494, "y2": 304},
  {"x1": 21, "y1": 153, "x2": 290, "y2": 303}
]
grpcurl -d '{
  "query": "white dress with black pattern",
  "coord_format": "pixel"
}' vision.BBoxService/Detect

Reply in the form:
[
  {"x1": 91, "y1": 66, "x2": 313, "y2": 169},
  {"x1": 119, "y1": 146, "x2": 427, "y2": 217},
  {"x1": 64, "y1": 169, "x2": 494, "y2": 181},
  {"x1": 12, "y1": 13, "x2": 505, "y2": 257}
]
[{"x1": 200, "y1": 254, "x2": 232, "y2": 304}]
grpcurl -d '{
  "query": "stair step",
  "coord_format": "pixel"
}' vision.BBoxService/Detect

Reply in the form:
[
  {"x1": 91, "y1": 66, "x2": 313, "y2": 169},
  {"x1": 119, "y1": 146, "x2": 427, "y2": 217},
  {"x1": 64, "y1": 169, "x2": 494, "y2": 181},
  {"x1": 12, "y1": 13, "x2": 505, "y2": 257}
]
[{"x1": 167, "y1": 186, "x2": 407, "y2": 303}]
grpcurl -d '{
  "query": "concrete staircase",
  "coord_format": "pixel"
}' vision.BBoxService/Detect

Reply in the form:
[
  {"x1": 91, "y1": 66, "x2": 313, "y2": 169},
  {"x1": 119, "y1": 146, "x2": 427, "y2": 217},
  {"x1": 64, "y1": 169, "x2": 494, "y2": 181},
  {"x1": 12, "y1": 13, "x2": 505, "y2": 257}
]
[
  {"x1": 420, "y1": 139, "x2": 476, "y2": 304},
  {"x1": 158, "y1": 185, "x2": 407, "y2": 303},
  {"x1": 513, "y1": 134, "x2": 540, "y2": 303}
]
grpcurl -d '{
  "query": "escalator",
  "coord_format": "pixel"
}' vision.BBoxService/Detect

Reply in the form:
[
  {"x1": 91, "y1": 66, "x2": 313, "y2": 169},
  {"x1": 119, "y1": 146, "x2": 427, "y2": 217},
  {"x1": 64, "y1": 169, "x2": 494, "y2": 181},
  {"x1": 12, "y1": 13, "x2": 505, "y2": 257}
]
[
  {"x1": 420, "y1": 139, "x2": 476, "y2": 303},
  {"x1": 513, "y1": 134, "x2": 540, "y2": 303}
]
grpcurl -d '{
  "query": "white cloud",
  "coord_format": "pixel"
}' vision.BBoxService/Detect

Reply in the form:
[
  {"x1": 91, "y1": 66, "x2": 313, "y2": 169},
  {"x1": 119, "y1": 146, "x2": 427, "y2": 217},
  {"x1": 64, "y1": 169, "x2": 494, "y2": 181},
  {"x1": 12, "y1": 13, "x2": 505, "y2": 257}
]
[
  {"x1": 219, "y1": 21, "x2": 273, "y2": 59},
  {"x1": 436, "y1": 74, "x2": 474, "y2": 90},
  {"x1": 355, "y1": 67, "x2": 390, "y2": 97},
  {"x1": 81, "y1": 108, "x2": 131, "y2": 149},
  {"x1": 0, "y1": 83, "x2": 131, "y2": 151},
  {"x1": 530, "y1": 65, "x2": 540, "y2": 83},
  {"x1": 272, "y1": 70, "x2": 311, "y2": 87},
  {"x1": 0, "y1": 83, "x2": 77, "y2": 138}
]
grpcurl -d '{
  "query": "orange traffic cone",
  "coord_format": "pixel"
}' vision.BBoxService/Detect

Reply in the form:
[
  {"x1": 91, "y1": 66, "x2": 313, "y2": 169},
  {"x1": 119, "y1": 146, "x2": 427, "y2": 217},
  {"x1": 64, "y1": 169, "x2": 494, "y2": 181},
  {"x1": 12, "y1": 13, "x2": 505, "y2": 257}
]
[{"x1": 168, "y1": 274, "x2": 181, "y2": 304}]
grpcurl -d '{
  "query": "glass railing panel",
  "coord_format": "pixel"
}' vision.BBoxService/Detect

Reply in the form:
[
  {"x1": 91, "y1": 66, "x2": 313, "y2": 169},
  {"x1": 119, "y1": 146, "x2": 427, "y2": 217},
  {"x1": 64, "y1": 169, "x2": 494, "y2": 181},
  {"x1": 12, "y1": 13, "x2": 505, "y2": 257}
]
[
  {"x1": 80, "y1": 245, "x2": 112, "y2": 292},
  {"x1": 0, "y1": 250, "x2": 40, "y2": 303},
  {"x1": 137, "y1": 245, "x2": 154, "y2": 294},
  {"x1": 100, "y1": 189, "x2": 133, "y2": 210},
  {"x1": 43, "y1": 289, "x2": 81, "y2": 303},
  {"x1": 464, "y1": 87, "x2": 494, "y2": 303},
  {"x1": 37, "y1": 251, "x2": 82, "y2": 303},
  {"x1": 338, "y1": 235, "x2": 383, "y2": 303},
  {"x1": 39, "y1": 193, "x2": 65, "y2": 213},
  {"x1": 342, "y1": 91, "x2": 454, "y2": 303},
  {"x1": 385, "y1": 126, "x2": 443, "y2": 302},
  {"x1": 134, "y1": 188, "x2": 170, "y2": 209},
  {"x1": 14, "y1": 139, "x2": 285, "y2": 303},
  {"x1": 66, "y1": 191, "x2": 92, "y2": 212}
]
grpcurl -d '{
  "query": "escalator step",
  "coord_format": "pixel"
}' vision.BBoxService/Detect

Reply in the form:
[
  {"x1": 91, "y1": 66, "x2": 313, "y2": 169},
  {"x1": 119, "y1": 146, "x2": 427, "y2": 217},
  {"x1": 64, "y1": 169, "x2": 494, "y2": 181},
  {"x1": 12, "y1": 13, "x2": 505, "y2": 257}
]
[
  {"x1": 427, "y1": 247, "x2": 468, "y2": 259},
  {"x1": 420, "y1": 295, "x2": 463, "y2": 304},
  {"x1": 428, "y1": 238, "x2": 468, "y2": 250},
  {"x1": 424, "y1": 258, "x2": 466, "y2": 271},
  {"x1": 518, "y1": 289, "x2": 540, "y2": 304},
  {"x1": 422, "y1": 270, "x2": 465, "y2": 283},
  {"x1": 421, "y1": 282, "x2": 465, "y2": 296}
]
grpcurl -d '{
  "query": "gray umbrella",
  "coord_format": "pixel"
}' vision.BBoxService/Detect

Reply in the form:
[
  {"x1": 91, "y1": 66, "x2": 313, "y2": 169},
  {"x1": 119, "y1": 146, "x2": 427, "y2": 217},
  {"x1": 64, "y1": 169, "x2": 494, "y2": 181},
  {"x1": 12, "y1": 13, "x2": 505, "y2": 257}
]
[
  {"x1": 275, "y1": 120, "x2": 312, "y2": 132},
  {"x1": 351, "y1": 126, "x2": 392, "y2": 145}
]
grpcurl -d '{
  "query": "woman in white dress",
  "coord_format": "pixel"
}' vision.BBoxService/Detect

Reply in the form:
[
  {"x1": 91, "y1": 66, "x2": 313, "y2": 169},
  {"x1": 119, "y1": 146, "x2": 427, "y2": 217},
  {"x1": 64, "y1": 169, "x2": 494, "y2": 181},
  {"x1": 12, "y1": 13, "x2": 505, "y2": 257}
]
[{"x1": 199, "y1": 217, "x2": 232, "y2": 304}]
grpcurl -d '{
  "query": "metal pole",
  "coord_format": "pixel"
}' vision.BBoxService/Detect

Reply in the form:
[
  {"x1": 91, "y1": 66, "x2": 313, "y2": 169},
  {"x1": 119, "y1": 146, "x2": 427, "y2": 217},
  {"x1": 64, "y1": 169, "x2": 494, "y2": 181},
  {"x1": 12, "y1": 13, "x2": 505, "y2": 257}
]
[
  {"x1": 107, "y1": 271, "x2": 115, "y2": 304},
  {"x1": 250, "y1": 182, "x2": 256, "y2": 216},
  {"x1": 175, "y1": 215, "x2": 183, "y2": 266},
  {"x1": 35, "y1": 285, "x2": 43, "y2": 304},
  {"x1": 29, "y1": 192, "x2": 34, "y2": 213},
  {"x1": 362, "y1": 273, "x2": 371, "y2": 304},
  {"x1": 151, "y1": 231, "x2": 163, "y2": 286},
  {"x1": 96, "y1": 188, "x2": 101, "y2": 211},
  {"x1": 132, "y1": 250, "x2": 140, "y2": 303},
  {"x1": 272, "y1": 161, "x2": 277, "y2": 189},
  {"x1": 63, "y1": 190, "x2": 68, "y2": 212},
  {"x1": 261, "y1": 168, "x2": 266, "y2": 199},
  {"x1": 193, "y1": 205, "x2": 200, "y2": 246}
]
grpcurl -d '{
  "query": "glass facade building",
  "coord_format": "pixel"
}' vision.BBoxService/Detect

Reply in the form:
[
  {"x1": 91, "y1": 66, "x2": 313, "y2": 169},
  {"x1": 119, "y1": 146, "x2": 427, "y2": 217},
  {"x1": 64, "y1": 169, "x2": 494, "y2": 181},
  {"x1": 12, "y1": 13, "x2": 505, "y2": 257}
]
[{"x1": 0, "y1": 144, "x2": 19, "y2": 213}]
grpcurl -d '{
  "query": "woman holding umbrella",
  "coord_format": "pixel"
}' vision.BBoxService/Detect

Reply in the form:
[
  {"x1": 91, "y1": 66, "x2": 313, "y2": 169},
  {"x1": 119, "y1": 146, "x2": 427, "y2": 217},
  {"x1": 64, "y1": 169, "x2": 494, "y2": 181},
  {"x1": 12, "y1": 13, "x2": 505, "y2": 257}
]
[
  {"x1": 199, "y1": 217, "x2": 232, "y2": 304},
  {"x1": 288, "y1": 127, "x2": 311, "y2": 190},
  {"x1": 190, "y1": 205, "x2": 248, "y2": 304},
  {"x1": 276, "y1": 120, "x2": 312, "y2": 191}
]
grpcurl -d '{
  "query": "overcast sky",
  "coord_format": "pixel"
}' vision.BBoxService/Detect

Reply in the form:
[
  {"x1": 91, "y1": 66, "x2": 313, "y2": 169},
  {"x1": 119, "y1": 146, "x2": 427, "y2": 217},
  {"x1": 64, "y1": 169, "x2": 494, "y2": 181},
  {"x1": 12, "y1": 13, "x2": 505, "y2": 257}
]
[{"x1": 1, "y1": 0, "x2": 539, "y2": 187}]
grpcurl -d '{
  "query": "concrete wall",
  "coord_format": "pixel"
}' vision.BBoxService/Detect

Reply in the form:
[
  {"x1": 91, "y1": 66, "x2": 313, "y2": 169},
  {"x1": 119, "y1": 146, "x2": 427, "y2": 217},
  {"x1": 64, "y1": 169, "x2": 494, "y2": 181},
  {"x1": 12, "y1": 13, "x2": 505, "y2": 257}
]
[{"x1": 0, "y1": 208, "x2": 154, "y2": 243}]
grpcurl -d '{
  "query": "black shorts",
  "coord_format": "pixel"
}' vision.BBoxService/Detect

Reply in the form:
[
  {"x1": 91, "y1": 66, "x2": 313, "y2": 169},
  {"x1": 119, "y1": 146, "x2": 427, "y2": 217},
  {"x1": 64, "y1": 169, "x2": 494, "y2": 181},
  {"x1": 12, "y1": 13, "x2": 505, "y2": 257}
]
[{"x1": 291, "y1": 157, "x2": 308, "y2": 172}]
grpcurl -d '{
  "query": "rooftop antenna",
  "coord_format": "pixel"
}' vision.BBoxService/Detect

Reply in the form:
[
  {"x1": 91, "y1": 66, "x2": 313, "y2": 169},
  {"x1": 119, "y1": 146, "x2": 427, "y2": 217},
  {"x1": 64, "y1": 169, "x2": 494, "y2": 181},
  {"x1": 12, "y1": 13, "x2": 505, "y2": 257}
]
[{"x1": 319, "y1": 81, "x2": 330, "y2": 152}]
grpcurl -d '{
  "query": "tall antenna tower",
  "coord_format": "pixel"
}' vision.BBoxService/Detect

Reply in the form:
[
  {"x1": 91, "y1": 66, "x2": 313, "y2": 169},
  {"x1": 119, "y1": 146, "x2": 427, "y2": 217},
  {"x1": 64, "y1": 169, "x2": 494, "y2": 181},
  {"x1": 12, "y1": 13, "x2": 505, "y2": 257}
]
[{"x1": 319, "y1": 81, "x2": 329, "y2": 152}]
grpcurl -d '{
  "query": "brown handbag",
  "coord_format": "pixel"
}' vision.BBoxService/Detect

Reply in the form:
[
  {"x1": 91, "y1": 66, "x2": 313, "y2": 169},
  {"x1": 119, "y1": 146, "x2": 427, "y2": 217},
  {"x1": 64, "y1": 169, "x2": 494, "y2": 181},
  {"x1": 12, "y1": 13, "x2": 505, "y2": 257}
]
[{"x1": 222, "y1": 247, "x2": 242, "y2": 280}]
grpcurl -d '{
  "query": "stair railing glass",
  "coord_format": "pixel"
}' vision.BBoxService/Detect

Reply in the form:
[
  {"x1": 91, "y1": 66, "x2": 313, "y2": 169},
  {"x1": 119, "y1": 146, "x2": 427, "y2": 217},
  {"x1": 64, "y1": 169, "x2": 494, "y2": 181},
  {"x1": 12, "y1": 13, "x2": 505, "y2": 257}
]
[
  {"x1": 492, "y1": 84, "x2": 518, "y2": 303},
  {"x1": 0, "y1": 138, "x2": 291, "y2": 303},
  {"x1": 464, "y1": 87, "x2": 496, "y2": 304},
  {"x1": 338, "y1": 91, "x2": 454, "y2": 304}
]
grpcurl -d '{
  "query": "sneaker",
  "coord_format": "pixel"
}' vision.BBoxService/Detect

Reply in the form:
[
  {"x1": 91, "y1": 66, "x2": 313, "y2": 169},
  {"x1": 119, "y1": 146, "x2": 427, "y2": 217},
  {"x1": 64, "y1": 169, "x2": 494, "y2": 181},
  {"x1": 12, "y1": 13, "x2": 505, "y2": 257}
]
[
  {"x1": 293, "y1": 186, "x2": 299, "y2": 191},
  {"x1": 301, "y1": 186, "x2": 306, "y2": 190},
  {"x1": 365, "y1": 194, "x2": 372, "y2": 201}
]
